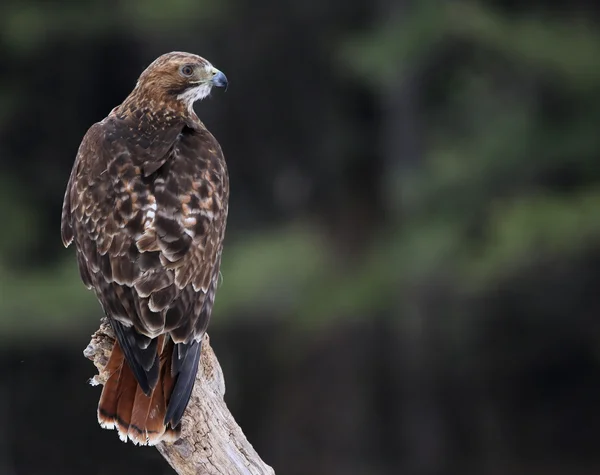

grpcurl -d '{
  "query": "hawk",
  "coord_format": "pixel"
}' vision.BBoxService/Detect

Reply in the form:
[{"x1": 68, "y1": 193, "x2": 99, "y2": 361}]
[{"x1": 61, "y1": 52, "x2": 229, "y2": 445}]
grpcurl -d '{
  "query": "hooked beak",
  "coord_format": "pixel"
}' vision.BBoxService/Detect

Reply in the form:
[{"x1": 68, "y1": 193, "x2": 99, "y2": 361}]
[{"x1": 210, "y1": 69, "x2": 228, "y2": 90}]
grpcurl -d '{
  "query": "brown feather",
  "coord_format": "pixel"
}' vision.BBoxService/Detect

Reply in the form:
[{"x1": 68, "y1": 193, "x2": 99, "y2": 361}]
[
  {"x1": 114, "y1": 361, "x2": 139, "y2": 442},
  {"x1": 146, "y1": 339, "x2": 179, "y2": 445},
  {"x1": 62, "y1": 51, "x2": 229, "y2": 445},
  {"x1": 98, "y1": 335, "x2": 185, "y2": 445},
  {"x1": 97, "y1": 341, "x2": 126, "y2": 430},
  {"x1": 128, "y1": 385, "x2": 155, "y2": 439},
  {"x1": 128, "y1": 337, "x2": 168, "y2": 444}
]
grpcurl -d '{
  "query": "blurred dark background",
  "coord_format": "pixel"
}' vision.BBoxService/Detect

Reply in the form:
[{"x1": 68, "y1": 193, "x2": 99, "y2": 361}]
[{"x1": 1, "y1": 0, "x2": 600, "y2": 474}]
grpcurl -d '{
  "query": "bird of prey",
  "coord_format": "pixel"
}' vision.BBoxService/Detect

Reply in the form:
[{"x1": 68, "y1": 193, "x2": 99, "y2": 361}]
[{"x1": 61, "y1": 52, "x2": 229, "y2": 445}]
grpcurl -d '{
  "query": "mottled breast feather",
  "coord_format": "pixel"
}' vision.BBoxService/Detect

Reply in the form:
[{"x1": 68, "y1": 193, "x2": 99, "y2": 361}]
[{"x1": 61, "y1": 106, "x2": 229, "y2": 411}]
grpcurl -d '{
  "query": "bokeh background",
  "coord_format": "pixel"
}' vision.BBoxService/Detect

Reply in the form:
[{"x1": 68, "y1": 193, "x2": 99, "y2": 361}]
[{"x1": 1, "y1": 0, "x2": 600, "y2": 474}]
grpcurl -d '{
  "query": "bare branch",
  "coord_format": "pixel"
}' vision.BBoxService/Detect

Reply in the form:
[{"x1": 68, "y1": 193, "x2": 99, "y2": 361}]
[{"x1": 84, "y1": 318, "x2": 275, "y2": 475}]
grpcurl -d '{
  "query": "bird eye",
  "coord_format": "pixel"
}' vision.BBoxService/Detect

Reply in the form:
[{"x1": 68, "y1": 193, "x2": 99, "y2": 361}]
[{"x1": 180, "y1": 65, "x2": 194, "y2": 77}]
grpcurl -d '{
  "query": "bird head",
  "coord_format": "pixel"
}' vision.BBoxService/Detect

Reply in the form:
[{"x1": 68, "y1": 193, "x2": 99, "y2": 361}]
[{"x1": 134, "y1": 52, "x2": 228, "y2": 112}]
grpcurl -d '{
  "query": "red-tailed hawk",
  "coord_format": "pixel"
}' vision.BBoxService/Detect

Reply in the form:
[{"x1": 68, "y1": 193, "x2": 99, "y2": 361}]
[{"x1": 61, "y1": 52, "x2": 229, "y2": 445}]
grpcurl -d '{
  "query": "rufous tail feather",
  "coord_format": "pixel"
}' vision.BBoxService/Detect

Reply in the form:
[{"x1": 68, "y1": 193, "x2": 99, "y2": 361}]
[{"x1": 97, "y1": 338, "x2": 181, "y2": 445}]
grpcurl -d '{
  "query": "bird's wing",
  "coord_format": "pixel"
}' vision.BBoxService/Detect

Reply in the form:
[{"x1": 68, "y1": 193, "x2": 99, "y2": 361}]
[{"x1": 62, "y1": 116, "x2": 228, "y2": 410}]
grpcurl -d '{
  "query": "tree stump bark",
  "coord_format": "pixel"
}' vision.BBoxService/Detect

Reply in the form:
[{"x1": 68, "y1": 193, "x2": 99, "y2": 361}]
[{"x1": 84, "y1": 318, "x2": 275, "y2": 475}]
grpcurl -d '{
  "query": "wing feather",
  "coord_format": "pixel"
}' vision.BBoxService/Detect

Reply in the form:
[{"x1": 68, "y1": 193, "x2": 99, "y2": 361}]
[{"x1": 63, "y1": 115, "x2": 228, "y2": 401}]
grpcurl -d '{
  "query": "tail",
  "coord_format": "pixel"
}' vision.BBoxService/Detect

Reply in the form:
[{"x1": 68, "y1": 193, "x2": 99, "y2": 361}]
[{"x1": 97, "y1": 336, "x2": 200, "y2": 445}]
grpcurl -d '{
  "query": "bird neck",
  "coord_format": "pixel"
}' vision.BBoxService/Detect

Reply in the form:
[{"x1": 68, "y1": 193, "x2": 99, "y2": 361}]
[{"x1": 115, "y1": 85, "x2": 193, "y2": 122}]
